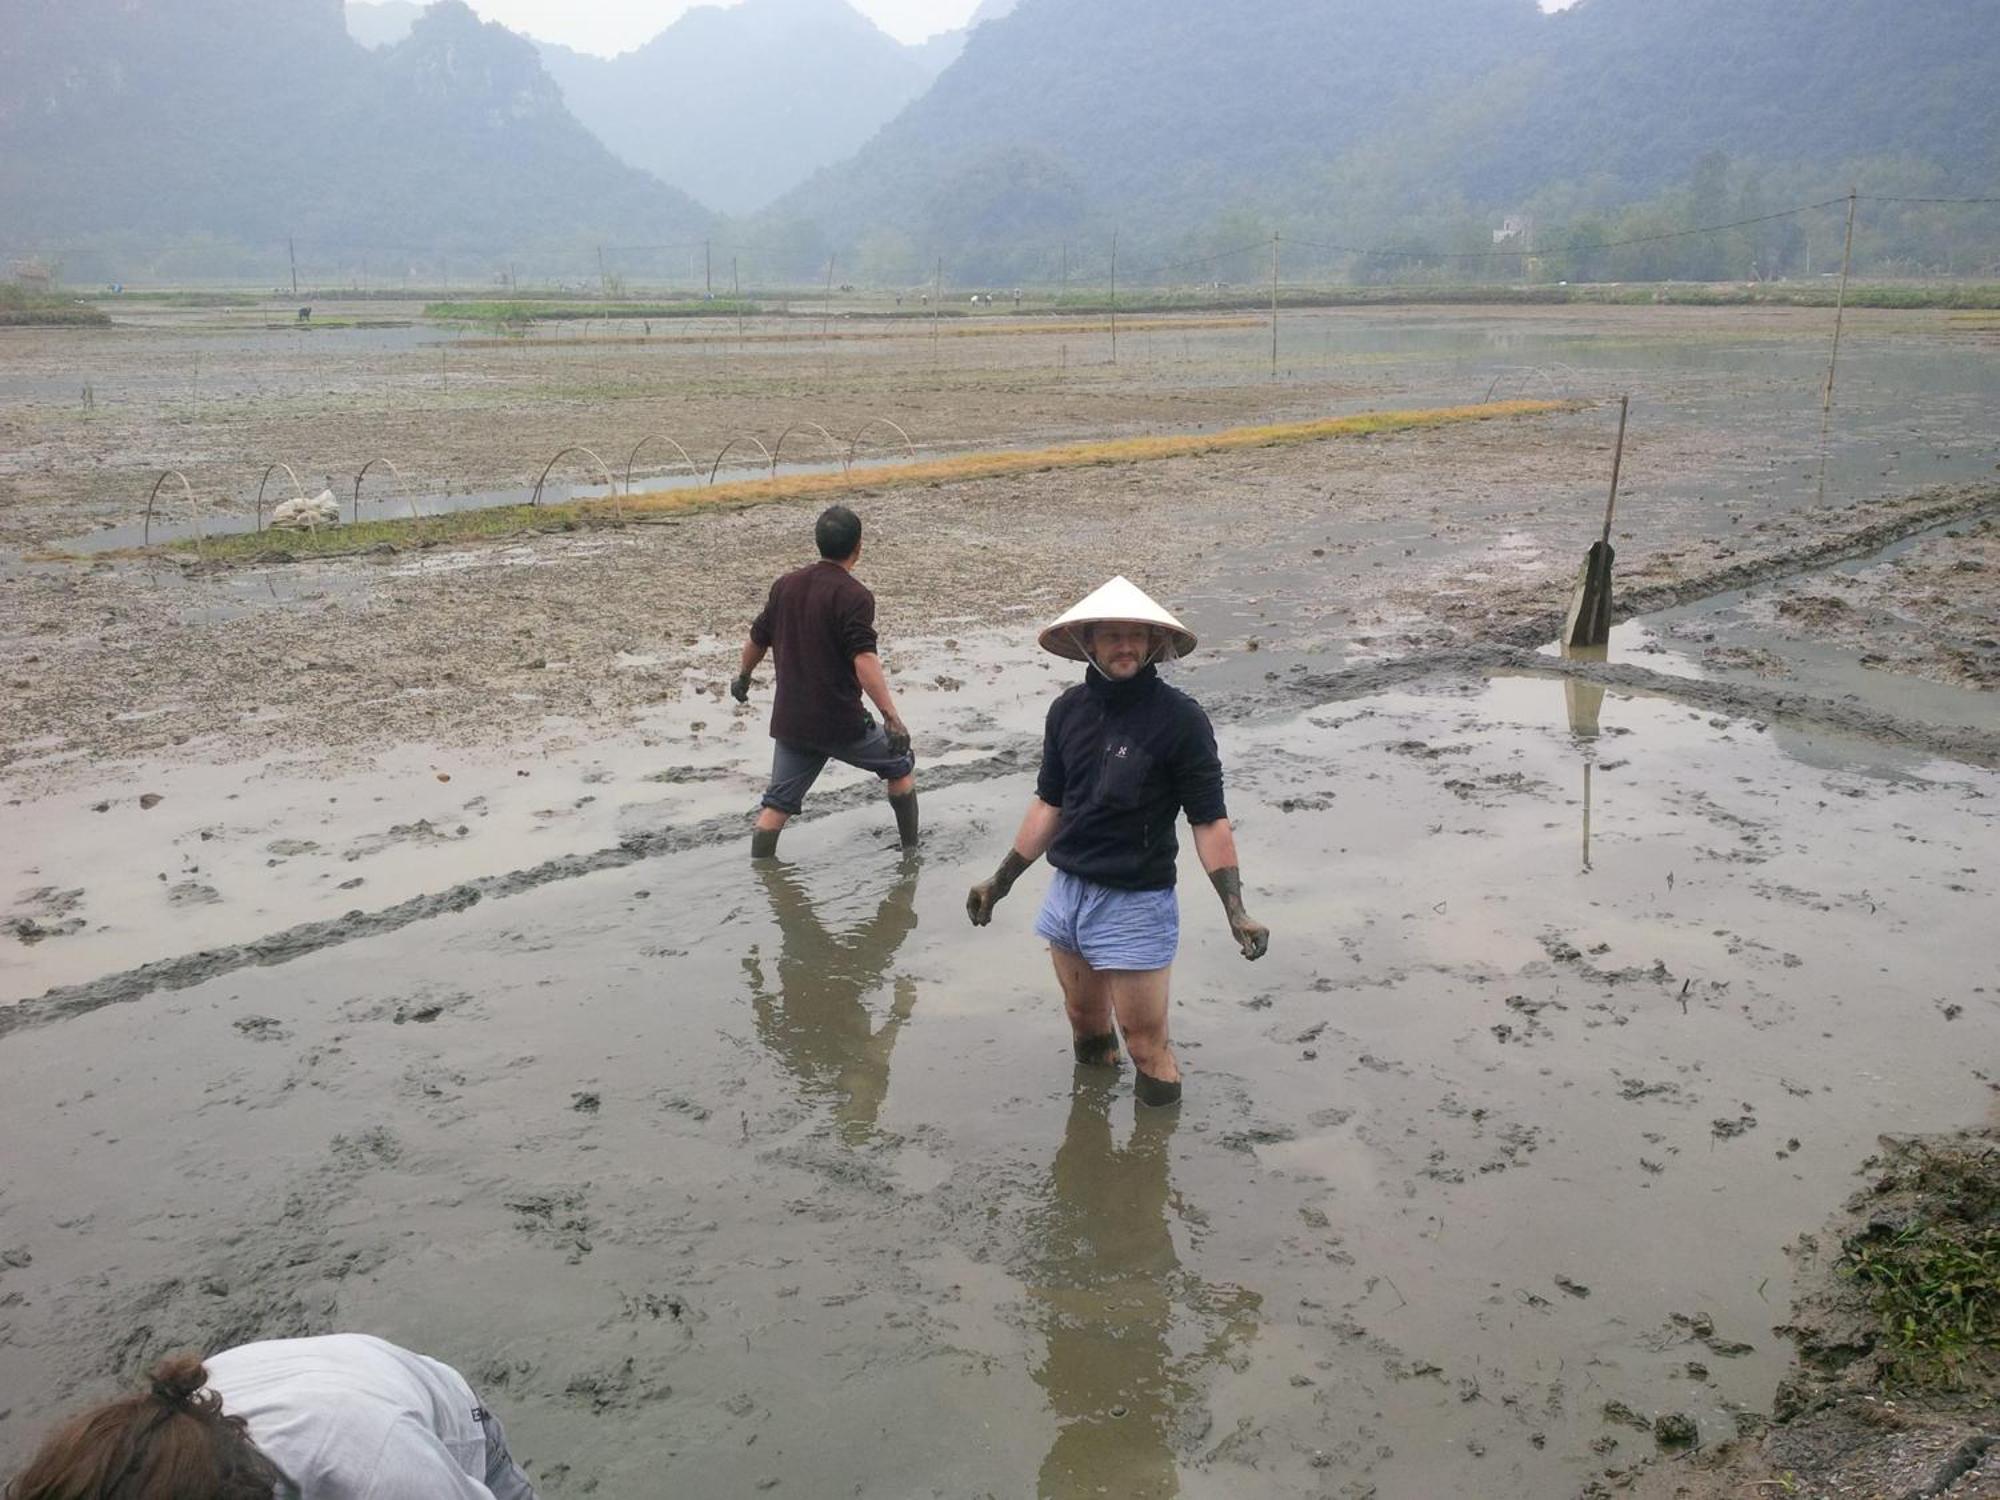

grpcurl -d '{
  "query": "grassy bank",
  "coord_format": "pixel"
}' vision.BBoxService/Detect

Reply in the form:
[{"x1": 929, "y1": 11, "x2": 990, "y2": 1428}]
[
  {"x1": 425, "y1": 299, "x2": 761, "y2": 325},
  {"x1": 139, "y1": 398, "x2": 1571, "y2": 566},
  {"x1": 1047, "y1": 282, "x2": 2000, "y2": 314},
  {"x1": 1842, "y1": 1137, "x2": 1999, "y2": 1388},
  {"x1": 0, "y1": 286, "x2": 112, "y2": 327}
]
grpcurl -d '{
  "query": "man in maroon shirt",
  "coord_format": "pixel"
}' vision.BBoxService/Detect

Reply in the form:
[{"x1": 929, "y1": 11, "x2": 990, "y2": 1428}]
[{"x1": 732, "y1": 505, "x2": 918, "y2": 860}]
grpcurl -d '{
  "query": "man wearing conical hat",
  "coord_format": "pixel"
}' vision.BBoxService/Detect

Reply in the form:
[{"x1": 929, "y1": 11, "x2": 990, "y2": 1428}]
[{"x1": 966, "y1": 577, "x2": 1269, "y2": 1106}]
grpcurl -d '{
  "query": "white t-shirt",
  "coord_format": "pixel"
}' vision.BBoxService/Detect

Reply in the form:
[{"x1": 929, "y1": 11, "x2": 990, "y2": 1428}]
[{"x1": 203, "y1": 1334, "x2": 495, "y2": 1500}]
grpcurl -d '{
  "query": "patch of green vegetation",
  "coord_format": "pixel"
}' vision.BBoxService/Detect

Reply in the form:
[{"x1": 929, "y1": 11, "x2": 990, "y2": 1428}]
[
  {"x1": 77, "y1": 290, "x2": 260, "y2": 308},
  {"x1": 1842, "y1": 1143, "x2": 2000, "y2": 1389},
  {"x1": 424, "y1": 299, "x2": 761, "y2": 325},
  {"x1": 0, "y1": 284, "x2": 112, "y2": 326},
  {"x1": 164, "y1": 504, "x2": 594, "y2": 563},
  {"x1": 1043, "y1": 282, "x2": 2000, "y2": 315}
]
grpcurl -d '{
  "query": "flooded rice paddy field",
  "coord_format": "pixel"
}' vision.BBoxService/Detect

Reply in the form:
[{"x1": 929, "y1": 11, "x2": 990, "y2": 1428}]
[{"x1": 1, "y1": 302, "x2": 1997, "y2": 1495}]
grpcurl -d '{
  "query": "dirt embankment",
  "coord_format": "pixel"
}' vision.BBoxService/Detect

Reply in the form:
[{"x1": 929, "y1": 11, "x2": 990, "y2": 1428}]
[{"x1": 1618, "y1": 1130, "x2": 1999, "y2": 1500}]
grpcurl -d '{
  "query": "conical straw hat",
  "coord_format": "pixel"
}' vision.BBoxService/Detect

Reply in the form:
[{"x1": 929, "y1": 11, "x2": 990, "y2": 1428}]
[{"x1": 1037, "y1": 576, "x2": 1197, "y2": 661}]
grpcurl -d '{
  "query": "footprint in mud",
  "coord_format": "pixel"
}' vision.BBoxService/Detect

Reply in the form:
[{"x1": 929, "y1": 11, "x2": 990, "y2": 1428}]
[
  {"x1": 166, "y1": 880, "x2": 222, "y2": 907},
  {"x1": 506, "y1": 1189, "x2": 594, "y2": 1263},
  {"x1": 342, "y1": 987, "x2": 472, "y2": 1026},
  {"x1": 560, "y1": 1356, "x2": 671, "y2": 1413},
  {"x1": 342, "y1": 819, "x2": 469, "y2": 861},
  {"x1": 7, "y1": 885, "x2": 86, "y2": 943}
]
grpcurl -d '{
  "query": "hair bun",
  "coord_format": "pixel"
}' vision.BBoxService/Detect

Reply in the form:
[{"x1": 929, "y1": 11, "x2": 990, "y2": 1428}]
[{"x1": 147, "y1": 1353, "x2": 210, "y2": 1408}]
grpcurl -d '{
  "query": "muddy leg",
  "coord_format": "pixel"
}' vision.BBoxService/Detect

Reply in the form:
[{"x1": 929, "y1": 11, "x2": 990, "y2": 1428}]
[
  {"x1": 1051, "y1": 945, "x2": 1119, "y2": 1064},
  {"x1": 1106, "y1": 967, "x2": 1179, "y2": 1102},
  {"x1": 887, "y1": 775, "x2": 918, "y2": 848},
  {"x1": 751, "y1": 807, "x2": 787, "y2": 860}
]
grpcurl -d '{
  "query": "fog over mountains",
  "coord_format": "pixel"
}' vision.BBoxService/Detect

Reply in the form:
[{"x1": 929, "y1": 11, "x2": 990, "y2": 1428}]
[
  {"x1": 768, "y1": 0, "x2": 2000, "y2": 279},
  {"x1": 535, "y1": 0, "x2": 948, "y2": 215},
  {"x1": 1, "y1": 0, "x2": 708, "y2": 277},
  {"x1": 3, "y1": 0, "x2": 1993, "y2": 281}
]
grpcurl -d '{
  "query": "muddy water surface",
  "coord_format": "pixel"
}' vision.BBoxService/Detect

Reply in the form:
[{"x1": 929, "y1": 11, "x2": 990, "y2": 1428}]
[{"x1": 1, "y1": 669, "x2": 1992, "y2": 1498}]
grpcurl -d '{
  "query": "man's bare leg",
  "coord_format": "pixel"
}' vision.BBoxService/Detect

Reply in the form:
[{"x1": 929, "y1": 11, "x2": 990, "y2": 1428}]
[
  {"x1": 1050, "y1": 945, "x2": 1119, "y2": 1064},
  {"x1": 1106, "y1": 967, "x2": 1180, "y2": 1103},
  {"x1": 751, "y1": 807, "x2": 788, "y2": 860}
]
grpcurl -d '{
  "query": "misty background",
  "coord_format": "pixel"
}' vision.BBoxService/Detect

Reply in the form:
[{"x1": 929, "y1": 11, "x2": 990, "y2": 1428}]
[{"x1": 2, "y1": 0, "x2": 1994, "y2": 287}]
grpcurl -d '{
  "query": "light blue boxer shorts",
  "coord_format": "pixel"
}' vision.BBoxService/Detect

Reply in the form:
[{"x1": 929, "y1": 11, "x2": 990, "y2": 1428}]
[{"x1": 1034, "y1": 868, "x2": 1180, "y2": 972}]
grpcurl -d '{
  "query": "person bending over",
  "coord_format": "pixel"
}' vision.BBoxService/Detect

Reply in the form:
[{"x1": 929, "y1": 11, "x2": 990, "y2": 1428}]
[{"x1": 6, "y1": 1334, "x2": 537, "y2": 1500}]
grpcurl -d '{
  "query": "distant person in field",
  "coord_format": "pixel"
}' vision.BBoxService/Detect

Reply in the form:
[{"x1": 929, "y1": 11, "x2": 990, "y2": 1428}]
[
  {"x1": 965, "y1": 577, "x2": 1269, "y2": 1106},
  {"x1": 5, "y1": 1334, "x2": 537, "y2": 1499},
  {"x1": 733, "y1": 504, "x2": 918, "y2": 859}
]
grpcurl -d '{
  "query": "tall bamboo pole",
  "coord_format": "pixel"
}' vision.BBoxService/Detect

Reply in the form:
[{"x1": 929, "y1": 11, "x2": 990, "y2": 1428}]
[
  {"x1": 1814, "y1": 189, "x2": 1858, "y2": 504},
  {"x1": 1270, "y1": 232, "x2": 1280, "y2": 379},
  {"x1": 1109, "y1": 230, "x2": 1118, "y2": 365}
]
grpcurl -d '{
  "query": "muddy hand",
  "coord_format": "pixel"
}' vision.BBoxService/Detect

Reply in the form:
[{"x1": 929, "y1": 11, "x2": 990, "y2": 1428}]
[
  {"x1": 884, "y1": 715, "x2": 912, "y2": 758},
  {"x1": 1231, "y1": 912, "x2": 1270, "y2": 961},
  {"x1": 967, "y1": 849, "x2": 1032, "y2": 927},
  {"x1": 966, "y1": 880, "x2": 1002, "y2": 926},
  {"x1": 730, "y1": 673, "x2": 752, "y2": 704}
]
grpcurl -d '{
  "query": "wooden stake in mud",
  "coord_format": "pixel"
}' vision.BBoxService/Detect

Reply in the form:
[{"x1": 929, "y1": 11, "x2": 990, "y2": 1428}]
[
  {"x1": 1270, "y1": 232, "x2": 1280, "y2": 380},
  {"x1": 1814, "y1": 189, "x2": 1859, "y2": 505},
  {"x1": 1110, "y1": 229, "x2": 1118, "y2": 365},
  {"x1": 1561, "y1": 394, "x2": 1629, "y2": 649}
]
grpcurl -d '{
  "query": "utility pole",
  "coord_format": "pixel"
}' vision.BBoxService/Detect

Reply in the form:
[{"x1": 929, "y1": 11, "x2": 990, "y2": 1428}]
[
  {"x1": 597, "y1": 245, "x2": 608, "y2": 299},
  {"x1": 1270, "y1": 232, "x2": 1281, "y2": 379},
  {"x1": 1814, "y1": 189, "x2": 1859, "y2": 504},
  {"x1": 1061, "y1": 242, "x2": 1068, "y2": 302},
  {"x1": 288, "y1": 237, "x2": 298, "y2": 299},
  {"x1": 705, "y1": 239, "x2": 712, "y2": 300},
  {"x1": 932, "y1": 256, "x2": 942, "y2": 360},
  {"x1": 822, "y1": 254, "x2": 835, "y2": 344},
  {"x1": 1109, "y1": 229, "x2": 1118, "y2": 364},
  {"x1": 733, "y1": 257, "x2": 743, "y2": 345}
]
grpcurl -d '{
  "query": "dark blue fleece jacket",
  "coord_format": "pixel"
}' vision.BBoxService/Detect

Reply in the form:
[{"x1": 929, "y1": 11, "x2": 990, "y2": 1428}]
[{"x1": 1036, "y1": 664, "x2": 1228, "y2": 891}]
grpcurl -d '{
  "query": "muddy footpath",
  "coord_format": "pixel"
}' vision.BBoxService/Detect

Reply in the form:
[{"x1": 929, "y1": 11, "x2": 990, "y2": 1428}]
[{"x1": 1, "y1": 304, "x2": 1997, "y2": 1496}]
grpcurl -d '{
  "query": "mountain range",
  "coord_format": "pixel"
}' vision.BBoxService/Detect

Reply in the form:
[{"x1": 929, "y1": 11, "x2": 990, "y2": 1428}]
[
  {"x1": 0, "y1": 0, "x2": 708, "y2": 277},
  {"x1": 5, "y1": 0, "x2": 1993, "y2": 282},
  {"x1": 767, "y1": 0, "x2": 2000, "y2": 279}
]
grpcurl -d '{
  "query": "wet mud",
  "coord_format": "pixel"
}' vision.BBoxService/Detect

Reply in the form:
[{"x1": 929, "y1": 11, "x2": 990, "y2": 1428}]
[
  {"x1": 3, "y1": 303, "x2": 1997, "y2": 1497},
  {"x1": 1, "y1": 673, "x2": 1994, "y2": 1497}
]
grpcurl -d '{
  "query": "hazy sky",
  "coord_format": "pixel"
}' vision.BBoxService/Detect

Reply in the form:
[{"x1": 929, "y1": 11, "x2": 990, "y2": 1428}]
[{"x1": 465, "y1": 0, "x2": 1579, "y2": 56}]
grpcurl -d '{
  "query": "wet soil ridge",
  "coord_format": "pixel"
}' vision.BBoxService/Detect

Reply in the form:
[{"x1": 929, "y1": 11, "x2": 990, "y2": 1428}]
[
  {"x1": 0, "y1": 744, "x2": 1036, "y2": 1035},
  {"x1": 10, "y1": 623, "x2": 1993, "y2": 1029},
  {"x1": 1619, "y1": 1131, "x2": 1999, "y2": 1500}
]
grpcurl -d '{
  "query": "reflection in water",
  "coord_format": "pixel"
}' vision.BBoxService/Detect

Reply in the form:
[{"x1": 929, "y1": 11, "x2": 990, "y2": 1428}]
[
  {"x1": 1561, "y1": 643, "x2": 1608, "y2": 873},
  {"x1": 1028, "y1": 1085, "x2": 1260, "y2": 1499},
  {"x1": 742, "y1": 859, "x2": 919, "y2": 1141}
]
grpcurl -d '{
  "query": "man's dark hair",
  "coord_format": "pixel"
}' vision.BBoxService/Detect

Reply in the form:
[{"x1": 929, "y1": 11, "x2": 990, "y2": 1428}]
[{"x1": 815, "y1": 505, "x2": 862, "y2": 561}]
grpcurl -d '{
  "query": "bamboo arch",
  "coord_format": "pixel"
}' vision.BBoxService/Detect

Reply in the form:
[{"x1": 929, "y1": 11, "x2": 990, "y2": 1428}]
[
  {"x1": 530, "y1": 445, "x2": 622, "y2": 523},
  {"x1": 769, "y1": 421, "x2": 843, "y2": 475},
  {"x1": 352, "y1": 457, "x2": 415, "y2": 523},
  {"x1": 623, "y1": 434, "x2": 703, "y2": 496},
  {"x1": 143, "y1": 470, "x2": 203, "y2": 552},
  {"x1": 254, "y1": 462, "x2": 307, "y2": 534},
  {"x1": 707, "y1": 435, "x2": 775, "y2": 486},
  {"x1": 845, "y1": 418, "x2": 918, "y2": 471}
]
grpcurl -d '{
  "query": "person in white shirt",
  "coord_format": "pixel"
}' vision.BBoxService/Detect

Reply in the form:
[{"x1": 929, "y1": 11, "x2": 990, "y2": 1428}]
[{"x1": 5, "y1": 1335, "x2": 538, "y2": 1500}]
